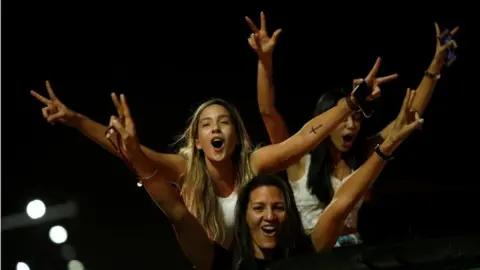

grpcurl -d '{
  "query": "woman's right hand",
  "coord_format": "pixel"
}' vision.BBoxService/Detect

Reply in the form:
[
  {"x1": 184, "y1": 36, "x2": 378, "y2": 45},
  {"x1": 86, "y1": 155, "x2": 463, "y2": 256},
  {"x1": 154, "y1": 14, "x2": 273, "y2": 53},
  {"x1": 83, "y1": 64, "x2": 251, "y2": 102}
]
[
  {"x1": 30, "y1": 80, "x2": 76, "y2": 125},
  {"x1": 357, "y1": 57, "x2": 399, "y2": 101}
]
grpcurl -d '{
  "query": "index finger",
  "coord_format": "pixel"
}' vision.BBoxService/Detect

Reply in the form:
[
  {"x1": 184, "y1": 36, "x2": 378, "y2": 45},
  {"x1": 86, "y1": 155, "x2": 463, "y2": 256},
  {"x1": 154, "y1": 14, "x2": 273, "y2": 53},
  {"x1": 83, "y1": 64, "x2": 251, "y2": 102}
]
[
  {"x1": 120, "y1": 94, "x2": 132, "y2": 119},
  {"x1": 45, "y1": 80, "x2": 57, "y2": 100},
  {"x1": 367, "y1": 57, "x2": 382, "y2": 79},
  {"x1": 111, "y1": 92, "x2": 124, "y2": 118},
  {"x1": 260, "y1": 11, "x2": 267, "y2": 32},
  {"x1": 450, "y1": 26, "x2": 459, "y2": 35},
  {"x1": 434, "y1": 22, "x2": 440, "y2": 36},
  {"x1": 245, "y1": 16, "x2": 260, "y2": 33},
  {"x1": 30, "y1": 90, "x2": 51, "y2": 105},
  {"x1": 377, "y1": 74, "x2": 399, "y2": 84}
]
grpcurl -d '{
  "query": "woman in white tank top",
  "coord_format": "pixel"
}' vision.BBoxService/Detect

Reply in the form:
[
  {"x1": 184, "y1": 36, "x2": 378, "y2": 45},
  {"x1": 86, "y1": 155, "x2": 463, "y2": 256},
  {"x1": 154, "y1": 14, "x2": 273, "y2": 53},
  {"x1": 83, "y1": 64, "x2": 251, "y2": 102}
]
[{"x1": 249, "y1": 13, "x2": 454, "y2": 247}]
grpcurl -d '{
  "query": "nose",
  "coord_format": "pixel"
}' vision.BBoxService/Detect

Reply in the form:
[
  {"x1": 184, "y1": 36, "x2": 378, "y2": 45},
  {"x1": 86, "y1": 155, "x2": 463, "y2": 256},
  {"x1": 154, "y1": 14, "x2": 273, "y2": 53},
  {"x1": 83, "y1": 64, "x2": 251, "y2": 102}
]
[
  {"x1": 263, "y1": 208, "x2": 275, "y2": 221},
  {"x1": 211, "y1": 123, "x2": 221, "y2": 133},
  {"x1": 345, "y1": 115, "x2": 355, "y2": 129}
]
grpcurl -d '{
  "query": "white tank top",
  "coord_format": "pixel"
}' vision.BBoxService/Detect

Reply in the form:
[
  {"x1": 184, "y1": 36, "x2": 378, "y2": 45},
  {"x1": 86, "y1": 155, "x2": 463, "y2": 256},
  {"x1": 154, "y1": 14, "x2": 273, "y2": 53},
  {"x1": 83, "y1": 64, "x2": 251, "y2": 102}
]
[
  {"x1": 289, "y1": 154, "x2": 363, "y2": 231},
  {"x1": 216, "y1": 191, "x2": 238, "y2": 247}
]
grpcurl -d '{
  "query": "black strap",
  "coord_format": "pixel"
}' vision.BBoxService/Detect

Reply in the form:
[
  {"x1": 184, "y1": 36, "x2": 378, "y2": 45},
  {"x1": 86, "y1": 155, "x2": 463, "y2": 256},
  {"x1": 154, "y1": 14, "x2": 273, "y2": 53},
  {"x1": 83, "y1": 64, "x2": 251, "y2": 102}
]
[
  {"x1": 345, "y1": 94, "x2": 360, "y2": 112},
  {"x1": 374, "y1": 144, "x2": 394, "y2": 161}
]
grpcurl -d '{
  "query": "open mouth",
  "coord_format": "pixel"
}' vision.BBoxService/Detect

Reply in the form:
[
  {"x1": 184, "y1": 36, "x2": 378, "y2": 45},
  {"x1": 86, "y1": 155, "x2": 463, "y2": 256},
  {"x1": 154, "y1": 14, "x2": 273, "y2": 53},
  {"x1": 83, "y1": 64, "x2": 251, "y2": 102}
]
[
  {"x1": 261, "y1": 225, "x2": 277, "y2": 236},
  {"x1": 211, "y1": 137, "x2": 225, "y2": 149},
  {"x1": 343, "y1": 135, "x2": 354, "y2": 143}
]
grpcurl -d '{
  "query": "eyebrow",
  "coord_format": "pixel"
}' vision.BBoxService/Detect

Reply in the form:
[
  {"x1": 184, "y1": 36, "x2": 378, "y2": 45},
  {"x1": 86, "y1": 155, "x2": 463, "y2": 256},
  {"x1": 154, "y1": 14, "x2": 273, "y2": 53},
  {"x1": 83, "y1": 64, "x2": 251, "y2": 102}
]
[{"x1": 199, "y1": 114, "x2": 230, "y2": 122}]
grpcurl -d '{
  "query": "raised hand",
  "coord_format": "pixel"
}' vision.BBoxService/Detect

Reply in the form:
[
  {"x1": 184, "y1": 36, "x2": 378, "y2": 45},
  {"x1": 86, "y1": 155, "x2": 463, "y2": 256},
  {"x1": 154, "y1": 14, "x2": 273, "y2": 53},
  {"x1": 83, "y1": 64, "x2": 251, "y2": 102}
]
[
  {"x1": 434, "y1": 22, "x2": 459, "y2": 65},
  {"x1": 105, "y1": 93, "x2": 140, "y2": 161},
  {"x1": 30, "y1": 80, "x2": 76, "y2": 125},
  {"x1": 245, "y1": 11, "x2": 282, "y2": 57},
  {"x1": 386, "y1": 88, "x2": 424, "y2": 145},
  {"x1": 353, "y1": 57, "x2": 399, "y2": 100}
]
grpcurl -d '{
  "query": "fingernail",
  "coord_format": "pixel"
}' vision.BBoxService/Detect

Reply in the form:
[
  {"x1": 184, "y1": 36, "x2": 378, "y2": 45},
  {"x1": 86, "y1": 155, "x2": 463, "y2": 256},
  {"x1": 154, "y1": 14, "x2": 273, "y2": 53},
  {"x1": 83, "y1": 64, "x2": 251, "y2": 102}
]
[{"x1": 419, "y1": 119, "x2": 424, "y2": 123}]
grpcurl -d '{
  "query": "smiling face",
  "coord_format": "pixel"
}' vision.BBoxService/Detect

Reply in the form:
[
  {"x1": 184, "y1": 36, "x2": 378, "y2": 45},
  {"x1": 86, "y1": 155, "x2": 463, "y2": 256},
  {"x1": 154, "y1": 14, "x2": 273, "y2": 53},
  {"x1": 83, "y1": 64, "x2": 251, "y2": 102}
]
[
  {"x1": 246, "y1": 185, "x2": 286, "y2": 256},
  {"x1": 329, "y1": 100, "x2": 363, "y2": 152},
  {"x1": 195, "y1": 104, "x2": 238, "y2": 163}
]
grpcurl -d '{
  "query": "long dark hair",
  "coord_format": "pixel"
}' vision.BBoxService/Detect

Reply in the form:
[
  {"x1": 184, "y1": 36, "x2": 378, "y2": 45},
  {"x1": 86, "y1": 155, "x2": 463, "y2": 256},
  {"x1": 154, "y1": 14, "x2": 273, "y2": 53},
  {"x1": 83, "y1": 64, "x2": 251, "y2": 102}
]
[
  {"x1": 306, "y1": 88, "x2": 365, "y2": 205},
  {"x1": 231, "y1": 174, "x2": 310, "y2": 270}
]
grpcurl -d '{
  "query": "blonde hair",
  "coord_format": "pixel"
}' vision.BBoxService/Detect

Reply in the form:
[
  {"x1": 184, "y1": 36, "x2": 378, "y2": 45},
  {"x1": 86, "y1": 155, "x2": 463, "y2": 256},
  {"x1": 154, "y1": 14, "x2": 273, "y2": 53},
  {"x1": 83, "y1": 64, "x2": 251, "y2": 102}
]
[{"x1": 177, "y1": 99, "x2": 255, "y2": 243}]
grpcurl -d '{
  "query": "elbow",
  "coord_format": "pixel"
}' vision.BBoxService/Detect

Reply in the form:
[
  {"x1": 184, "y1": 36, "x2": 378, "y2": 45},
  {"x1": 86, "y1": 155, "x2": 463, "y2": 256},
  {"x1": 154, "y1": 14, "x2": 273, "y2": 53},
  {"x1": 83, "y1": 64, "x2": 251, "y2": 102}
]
[
  {"x1": 328, "y1": 197, "x2": 353, "y2": 223},
  {"x1": 167, "y1": 203, "x2": 191, "y2": 225},
  {"x1": 259, "y1": 106, "x2": 277, "y2": 118}
]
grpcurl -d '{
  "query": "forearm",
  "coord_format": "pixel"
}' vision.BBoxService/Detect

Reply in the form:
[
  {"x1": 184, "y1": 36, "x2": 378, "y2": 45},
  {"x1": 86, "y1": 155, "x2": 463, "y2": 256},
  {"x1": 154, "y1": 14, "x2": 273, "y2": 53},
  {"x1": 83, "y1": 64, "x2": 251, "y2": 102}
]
[
  {"x1": 411, "y1": 58, "x2": 443, "y2": 114},
  {"x1": 257, "y1": 55, "x2": 290, "y2": 144},
  {"x1": 379, "y1": 58, "x2": 443, "y2": 139},
  {"x1": 257, "y1": 56, "x2": 275, "y2": 114},
  {"x1": 251, "y1": 99, "x2": 351, "y2": 175},
  {"x1": 70, "y1": 113, "x2": 119, "y2": 156},
  {"x1": 71, "y1": 113, "x2": 184, "y2": 180},
  {"x1": 131, "y1": 152, "x2": 214, "y2": 270},
  {"x1": 295, "y1": 98, "x2": 351, "y2": 153},
  {"x1": 311, "y1": 137, "x2": 396, "y2": 252}
]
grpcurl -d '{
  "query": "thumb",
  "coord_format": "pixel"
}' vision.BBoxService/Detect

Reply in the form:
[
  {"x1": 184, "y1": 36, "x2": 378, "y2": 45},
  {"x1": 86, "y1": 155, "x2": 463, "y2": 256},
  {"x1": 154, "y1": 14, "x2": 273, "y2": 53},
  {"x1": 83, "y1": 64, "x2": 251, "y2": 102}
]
[
  {"x1": 406, "y1": 117, "x2": 424, "y2": 132},
  {"x1": 271, "y1": 29, "x2": 282, "y2": 43}
]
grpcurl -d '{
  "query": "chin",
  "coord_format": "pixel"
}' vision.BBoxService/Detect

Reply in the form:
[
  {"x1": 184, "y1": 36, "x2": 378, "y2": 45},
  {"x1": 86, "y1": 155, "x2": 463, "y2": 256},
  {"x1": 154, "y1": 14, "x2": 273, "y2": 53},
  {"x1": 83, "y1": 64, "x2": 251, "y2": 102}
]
[
  {"x1": 259, "y1": 242, "x2": 277, "y2": 250},
  {"x1": 206, "y1": 151, "x2": 228, "y2": 163}
]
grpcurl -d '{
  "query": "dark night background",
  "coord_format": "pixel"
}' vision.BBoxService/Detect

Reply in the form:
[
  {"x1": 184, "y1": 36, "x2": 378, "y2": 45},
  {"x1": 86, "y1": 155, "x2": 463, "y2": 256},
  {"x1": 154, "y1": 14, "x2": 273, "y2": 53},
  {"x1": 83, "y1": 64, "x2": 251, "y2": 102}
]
[{"x1": 2, "y1": 2, "x2": 478, "y2": 270}]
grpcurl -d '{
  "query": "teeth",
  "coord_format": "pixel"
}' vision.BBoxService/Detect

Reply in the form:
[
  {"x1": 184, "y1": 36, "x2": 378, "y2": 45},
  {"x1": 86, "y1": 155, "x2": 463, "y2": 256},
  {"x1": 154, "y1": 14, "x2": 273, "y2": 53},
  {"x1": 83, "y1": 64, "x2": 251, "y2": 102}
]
[{"x1": 263, "y1": 226, "x2": 275, "y2": 230}]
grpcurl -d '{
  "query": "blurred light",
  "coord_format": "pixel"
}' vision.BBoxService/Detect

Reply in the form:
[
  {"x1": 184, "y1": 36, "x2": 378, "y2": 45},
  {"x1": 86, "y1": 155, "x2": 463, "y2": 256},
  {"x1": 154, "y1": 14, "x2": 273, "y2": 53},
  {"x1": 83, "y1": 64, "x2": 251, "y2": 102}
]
[
  {"x1": 68, "y1": 260, "x2": 85, "y2": 270},
  {"x1": 26, "y1": 199, "x2": 46, "y2": 219},
  {"x1": 16, "y1": 262, "x2": 30, "y2": 270},
  {"x1": 137, "y1": 182, "x2": 142, "y2": 187},
  {"x1": 61, "y1": 244, "x2": 77, "y2": 260},
  {"x1": 49, "y1": 225, "x2": 68, "y2": 244}
]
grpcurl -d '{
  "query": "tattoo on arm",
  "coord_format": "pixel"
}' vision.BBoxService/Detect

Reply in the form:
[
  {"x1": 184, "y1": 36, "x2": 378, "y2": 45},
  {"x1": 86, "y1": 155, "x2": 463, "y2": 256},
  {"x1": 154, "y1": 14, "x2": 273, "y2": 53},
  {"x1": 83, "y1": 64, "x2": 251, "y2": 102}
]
[{"x1": 310, "y1": 124, "x2": 323, "y2": 134}]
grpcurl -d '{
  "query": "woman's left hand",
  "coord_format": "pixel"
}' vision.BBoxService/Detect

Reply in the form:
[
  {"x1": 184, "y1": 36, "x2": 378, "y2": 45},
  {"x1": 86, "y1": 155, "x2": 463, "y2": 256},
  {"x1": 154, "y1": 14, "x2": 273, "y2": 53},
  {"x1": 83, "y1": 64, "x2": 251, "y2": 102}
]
[
  {"x1": 433, "y1": 22, "x2": 459, "y2": 65},
  {"x1": 386, "y1": 88, "x2": 424, "y2": 146},
  {"x1": 106, "y1": 93, "x2": 141, "y2": 161}
]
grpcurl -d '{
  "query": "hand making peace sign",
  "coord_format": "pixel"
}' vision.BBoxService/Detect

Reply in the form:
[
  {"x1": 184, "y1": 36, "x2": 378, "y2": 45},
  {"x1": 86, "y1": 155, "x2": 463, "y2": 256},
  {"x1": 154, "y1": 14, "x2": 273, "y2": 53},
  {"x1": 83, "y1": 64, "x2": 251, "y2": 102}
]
[
  {"x1": 30, "y1": 80, "x2": 76, "y2": 125},
  {"x1": 245, "y1": 12, "x2": 282, "y2": 57},
  {"x1": 105, "y1": 93, "x2": 141, "y2": 161}
]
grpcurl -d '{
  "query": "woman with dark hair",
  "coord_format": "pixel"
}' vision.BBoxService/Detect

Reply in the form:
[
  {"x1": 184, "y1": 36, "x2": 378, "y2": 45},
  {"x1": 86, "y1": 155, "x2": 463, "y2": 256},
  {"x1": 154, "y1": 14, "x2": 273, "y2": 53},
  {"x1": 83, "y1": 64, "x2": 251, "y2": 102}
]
[
  {"x1": 246, "y1": 12, "x2": 459, "y2": 246},
  {"x1": 103, "y1": 87, "x2": 423, "y2": 269}
]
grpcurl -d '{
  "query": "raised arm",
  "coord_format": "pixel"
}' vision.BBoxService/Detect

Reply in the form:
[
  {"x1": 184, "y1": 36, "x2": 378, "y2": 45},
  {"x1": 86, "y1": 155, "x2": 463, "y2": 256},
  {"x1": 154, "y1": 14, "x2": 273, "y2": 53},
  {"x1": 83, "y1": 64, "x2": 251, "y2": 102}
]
[
  {"x1": 250, "y1": 58, "x2": 396, "y2": 175},
  {"x1": 106, "y1": 94, "x2": 214, "y2": 270},
  {"x1": 30, "y1": 81, "x2": 186, "y2": 183},
  {"x1": 246, "y1": 12, "x2": 290, "y2": 144},
  {"x1": 310, "y1": 88, "x2": 423, "y2": 252},
  {"x1": 378, "y1": 23, "x2": 459, "y2": 139}
]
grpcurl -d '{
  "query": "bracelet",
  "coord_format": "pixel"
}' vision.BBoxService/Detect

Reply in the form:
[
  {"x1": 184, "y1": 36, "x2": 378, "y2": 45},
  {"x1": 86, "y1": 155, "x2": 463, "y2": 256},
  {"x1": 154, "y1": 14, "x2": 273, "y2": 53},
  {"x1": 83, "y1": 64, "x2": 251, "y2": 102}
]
[
  {"x1": 137, "y1": 168, "x2": 158, "y2": 186},
  {"x1": 374, "y1": 144, "x2": 394, "y2": 162},
  {"x1": 424, "y1": 70, "x2": 441, "y2": 80},
  {"x1": 345, "y1": 95, "x2": 361, "y2": 112}
]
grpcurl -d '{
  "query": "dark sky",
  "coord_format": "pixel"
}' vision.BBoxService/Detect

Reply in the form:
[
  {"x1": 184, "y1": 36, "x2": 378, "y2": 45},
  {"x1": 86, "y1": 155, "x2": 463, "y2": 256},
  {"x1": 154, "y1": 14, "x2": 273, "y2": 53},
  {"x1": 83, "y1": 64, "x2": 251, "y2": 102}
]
[{"x1": 2, "y1": 2, "x2": 477, "y2": 270}]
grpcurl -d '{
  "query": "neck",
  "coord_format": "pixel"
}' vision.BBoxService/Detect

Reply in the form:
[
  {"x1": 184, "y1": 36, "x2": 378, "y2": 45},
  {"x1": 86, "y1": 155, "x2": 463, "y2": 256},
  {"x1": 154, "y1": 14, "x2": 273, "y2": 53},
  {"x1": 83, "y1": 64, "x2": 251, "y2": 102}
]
[
  {"x1": 329, "y1": 144, "x2": 343, "y2": 167},
  {"x1": 253, "y1": 245, "x2": 274, "y2": 261},
  {"x1": 205, "y1": 157, "x2": 236, "y2": 197}
]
